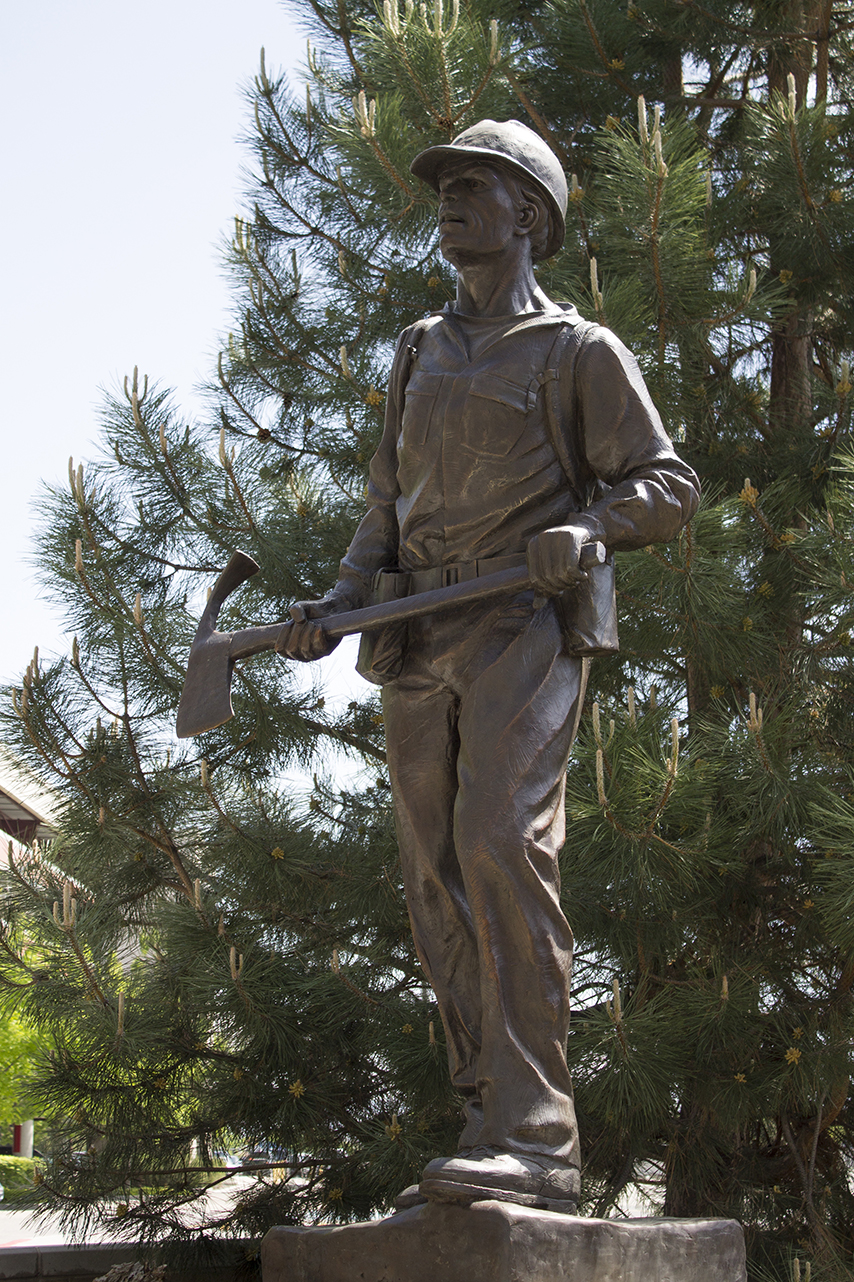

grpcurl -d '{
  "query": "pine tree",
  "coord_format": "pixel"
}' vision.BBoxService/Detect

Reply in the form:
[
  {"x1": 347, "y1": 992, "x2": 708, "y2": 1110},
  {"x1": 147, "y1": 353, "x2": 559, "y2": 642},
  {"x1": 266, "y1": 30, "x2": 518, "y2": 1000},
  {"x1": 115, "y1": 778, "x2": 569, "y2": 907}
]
[{"x1": 2, "y1": 0, "x2": 854, "y2": 1277}]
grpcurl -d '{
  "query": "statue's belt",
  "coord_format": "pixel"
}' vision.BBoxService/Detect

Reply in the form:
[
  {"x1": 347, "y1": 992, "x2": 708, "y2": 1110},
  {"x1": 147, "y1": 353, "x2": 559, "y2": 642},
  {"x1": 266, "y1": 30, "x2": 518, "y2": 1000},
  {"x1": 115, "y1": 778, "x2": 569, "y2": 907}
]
[{"x1": 396, "y1": 553, "x2": 528, "y2": 595}]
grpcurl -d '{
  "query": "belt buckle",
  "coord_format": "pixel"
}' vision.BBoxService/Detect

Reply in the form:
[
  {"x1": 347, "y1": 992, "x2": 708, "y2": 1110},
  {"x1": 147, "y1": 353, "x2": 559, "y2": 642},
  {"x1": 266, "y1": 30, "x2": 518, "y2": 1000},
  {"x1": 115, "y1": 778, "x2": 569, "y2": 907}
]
[{"x1": 441, "y1": 566, "x2": 459, "y2": 587}]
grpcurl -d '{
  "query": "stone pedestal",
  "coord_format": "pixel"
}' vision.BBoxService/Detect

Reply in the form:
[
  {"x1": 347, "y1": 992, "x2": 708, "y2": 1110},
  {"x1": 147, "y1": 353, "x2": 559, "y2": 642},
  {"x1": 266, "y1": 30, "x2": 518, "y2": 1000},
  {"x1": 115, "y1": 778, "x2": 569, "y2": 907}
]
[{"x1": 261, "y1": 1199, "x2": 746, "y2": 1282}]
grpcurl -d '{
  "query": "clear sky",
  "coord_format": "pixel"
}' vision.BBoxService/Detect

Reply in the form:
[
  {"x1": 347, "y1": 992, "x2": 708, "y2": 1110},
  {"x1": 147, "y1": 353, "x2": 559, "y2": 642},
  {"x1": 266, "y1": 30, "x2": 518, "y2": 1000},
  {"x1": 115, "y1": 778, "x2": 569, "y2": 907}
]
[{"x1": 0, "y1": 0, "x2": 308, "y2": 686}]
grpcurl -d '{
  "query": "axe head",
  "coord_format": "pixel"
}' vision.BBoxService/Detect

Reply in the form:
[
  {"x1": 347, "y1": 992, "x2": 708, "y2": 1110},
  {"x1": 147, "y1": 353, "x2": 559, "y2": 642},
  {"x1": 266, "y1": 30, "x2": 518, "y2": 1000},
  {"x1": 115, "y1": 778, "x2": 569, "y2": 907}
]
[{"x1": 176, "y1": 551, "x2": 259, "y2": 738}]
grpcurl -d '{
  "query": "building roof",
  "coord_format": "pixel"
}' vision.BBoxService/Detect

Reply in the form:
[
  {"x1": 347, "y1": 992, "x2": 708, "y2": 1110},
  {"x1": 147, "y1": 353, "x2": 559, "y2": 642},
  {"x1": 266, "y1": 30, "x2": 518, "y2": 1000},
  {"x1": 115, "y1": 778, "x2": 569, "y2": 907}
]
[{"x1": 0, "y1": 748, "x2": 58, "y2": 843}]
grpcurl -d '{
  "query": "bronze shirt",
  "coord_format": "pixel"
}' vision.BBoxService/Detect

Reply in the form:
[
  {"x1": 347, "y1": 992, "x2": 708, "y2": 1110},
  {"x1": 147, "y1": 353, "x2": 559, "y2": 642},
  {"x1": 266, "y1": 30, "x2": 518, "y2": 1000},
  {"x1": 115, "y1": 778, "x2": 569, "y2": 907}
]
[{"x1": 336, "y1": 302, "x2": 700, "y2": 605}]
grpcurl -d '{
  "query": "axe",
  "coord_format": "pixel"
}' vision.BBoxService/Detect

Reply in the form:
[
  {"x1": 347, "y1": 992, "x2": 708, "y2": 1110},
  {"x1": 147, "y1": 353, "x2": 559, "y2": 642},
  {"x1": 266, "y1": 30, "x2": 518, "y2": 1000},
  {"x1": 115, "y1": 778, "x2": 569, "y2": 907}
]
[{"x1": 176, "y1": 542, "x2": 605, "y2": 738}]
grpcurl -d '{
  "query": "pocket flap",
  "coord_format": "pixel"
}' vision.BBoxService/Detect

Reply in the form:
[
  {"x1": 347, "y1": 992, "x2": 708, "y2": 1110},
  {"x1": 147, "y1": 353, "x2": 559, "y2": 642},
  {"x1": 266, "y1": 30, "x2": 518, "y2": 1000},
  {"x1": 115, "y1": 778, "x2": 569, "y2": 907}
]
[
  {"x1": 468, "y1": 371, "x2": 529, "y2": 412},
  {"x1": 405, "y1": 369, "x2": 445, "y2": 398}
]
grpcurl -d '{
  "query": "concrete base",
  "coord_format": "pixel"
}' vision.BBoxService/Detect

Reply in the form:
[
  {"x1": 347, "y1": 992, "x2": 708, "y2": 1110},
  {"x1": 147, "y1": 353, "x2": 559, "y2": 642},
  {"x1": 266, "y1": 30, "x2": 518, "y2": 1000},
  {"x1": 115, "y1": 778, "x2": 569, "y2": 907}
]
[{"x1": 261, "y1": 1199, "x2": 747, "y2": 1282}]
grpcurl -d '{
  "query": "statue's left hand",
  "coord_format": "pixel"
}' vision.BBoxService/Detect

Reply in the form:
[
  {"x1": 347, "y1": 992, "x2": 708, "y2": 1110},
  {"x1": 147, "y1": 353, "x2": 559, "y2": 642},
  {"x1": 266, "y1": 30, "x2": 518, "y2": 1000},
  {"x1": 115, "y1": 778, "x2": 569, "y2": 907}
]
[{"x1": 526, "y1": 524, "x2": 594, "y2": 595}]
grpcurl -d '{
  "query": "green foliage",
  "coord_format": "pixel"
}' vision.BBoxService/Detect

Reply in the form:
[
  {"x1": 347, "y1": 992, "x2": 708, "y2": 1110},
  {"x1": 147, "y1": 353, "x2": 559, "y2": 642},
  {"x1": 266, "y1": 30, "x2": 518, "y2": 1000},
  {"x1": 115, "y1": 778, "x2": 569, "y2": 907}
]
[
  {"x1": 1, "y1": 0, "x2": 854, "y2": 1278},
  {"x1": 0, "y1": 1014, "x2": 47, "y2": 1129},
  {"x1": 0, "y1": 1156, "x2": 37, "y2": 1202}
]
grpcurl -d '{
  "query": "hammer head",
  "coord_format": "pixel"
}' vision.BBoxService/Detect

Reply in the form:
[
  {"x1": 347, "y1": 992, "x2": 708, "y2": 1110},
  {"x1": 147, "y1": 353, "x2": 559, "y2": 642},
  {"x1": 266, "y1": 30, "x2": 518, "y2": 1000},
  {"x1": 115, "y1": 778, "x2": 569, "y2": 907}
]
[{"x1": 176, "y1": 552, "x2": 259, "y2": 738}]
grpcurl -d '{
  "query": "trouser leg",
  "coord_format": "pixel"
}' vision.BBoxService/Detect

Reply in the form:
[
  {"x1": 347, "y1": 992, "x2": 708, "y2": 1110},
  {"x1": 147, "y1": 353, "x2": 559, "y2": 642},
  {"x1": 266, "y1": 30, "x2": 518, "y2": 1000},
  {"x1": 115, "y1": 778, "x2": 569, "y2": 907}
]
[
  {"x1": 383, "y1": 598, "x2": 586, "y2": 1167},
  {"x1": 382, "y1": 674, "x2": 484, "y2": 1140},
  {"x1": 453, "y1": 605, "x2": 585, "y2": 1167}
]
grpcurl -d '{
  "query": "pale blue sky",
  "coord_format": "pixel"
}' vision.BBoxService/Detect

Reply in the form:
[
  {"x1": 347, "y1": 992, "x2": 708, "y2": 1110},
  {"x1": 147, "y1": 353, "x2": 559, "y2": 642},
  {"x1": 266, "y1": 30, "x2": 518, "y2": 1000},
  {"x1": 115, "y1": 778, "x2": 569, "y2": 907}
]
[{"x1": 1, "y1": 0, "x2": 307, "y2": 683}]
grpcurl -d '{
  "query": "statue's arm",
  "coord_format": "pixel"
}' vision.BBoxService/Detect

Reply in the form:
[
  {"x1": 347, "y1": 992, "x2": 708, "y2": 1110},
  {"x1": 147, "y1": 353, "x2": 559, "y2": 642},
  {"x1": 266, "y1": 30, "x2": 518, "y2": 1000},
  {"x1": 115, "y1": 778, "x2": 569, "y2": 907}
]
[
  {"x1": 333, "y1": 328, "x2": 412, "y2": 606},
  {"x1": 277, "y1": 331, "x2": 407, "y2": 660},
  {"x1": 527, "y1": 326, "x2": 700, "y2": 595},
  {"x1": 571, "y1": 326, "x2": 700, "y2": 549}
]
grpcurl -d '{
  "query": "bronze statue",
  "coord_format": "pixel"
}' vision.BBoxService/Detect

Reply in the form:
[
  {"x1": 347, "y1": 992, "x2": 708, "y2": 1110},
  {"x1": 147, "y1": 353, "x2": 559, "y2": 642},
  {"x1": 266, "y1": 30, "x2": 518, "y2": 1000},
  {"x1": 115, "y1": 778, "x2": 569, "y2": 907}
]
[{"x1": 280, "y1": 120, "x2": 700, "y2": 1213}]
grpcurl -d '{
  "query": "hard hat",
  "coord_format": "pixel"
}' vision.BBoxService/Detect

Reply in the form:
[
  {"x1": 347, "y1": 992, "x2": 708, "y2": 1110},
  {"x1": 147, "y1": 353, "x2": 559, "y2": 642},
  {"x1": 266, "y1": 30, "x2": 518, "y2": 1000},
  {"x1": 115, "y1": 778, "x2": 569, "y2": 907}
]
[{"x1": 410, "y1": 118, "x2": 567, "y2": 258}]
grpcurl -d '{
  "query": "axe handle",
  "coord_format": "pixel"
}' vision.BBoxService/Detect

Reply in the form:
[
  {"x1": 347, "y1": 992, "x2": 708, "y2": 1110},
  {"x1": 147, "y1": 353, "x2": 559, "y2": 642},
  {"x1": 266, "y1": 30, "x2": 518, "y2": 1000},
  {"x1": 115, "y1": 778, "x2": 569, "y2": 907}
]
[
  {"x1": 227, "y1": 541, "x2": 605, "y2": 662},
  {"x1": 322, "y1": 539, "x2": 605, "y2": 639},
  {"x1": 321, "y1": 563, "x2": 532, "y2": 641}
]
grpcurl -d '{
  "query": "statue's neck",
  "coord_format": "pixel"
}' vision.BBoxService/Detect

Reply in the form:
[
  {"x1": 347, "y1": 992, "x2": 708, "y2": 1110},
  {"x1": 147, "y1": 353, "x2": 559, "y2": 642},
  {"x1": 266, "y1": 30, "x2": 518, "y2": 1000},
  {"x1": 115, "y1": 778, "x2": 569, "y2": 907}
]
[{"x1": 451, "y1": 250, "x2": 545, "y2": 318}]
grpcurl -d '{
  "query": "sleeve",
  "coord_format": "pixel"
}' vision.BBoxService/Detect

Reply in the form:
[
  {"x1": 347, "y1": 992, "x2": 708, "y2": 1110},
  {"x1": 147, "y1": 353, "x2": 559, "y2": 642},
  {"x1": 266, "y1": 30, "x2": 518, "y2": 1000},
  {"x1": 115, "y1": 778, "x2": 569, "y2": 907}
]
[
  {"x1": 330, "y1": 328, "x2": 411, "y2": 608},
  {"x1": 566, "y1": 326, "x2": 700, "y2": 550}
]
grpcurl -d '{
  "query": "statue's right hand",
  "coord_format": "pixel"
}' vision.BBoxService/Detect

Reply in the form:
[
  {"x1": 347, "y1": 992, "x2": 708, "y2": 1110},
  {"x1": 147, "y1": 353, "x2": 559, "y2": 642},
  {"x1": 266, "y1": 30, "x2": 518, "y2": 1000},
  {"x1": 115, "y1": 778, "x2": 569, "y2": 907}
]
[{"x1": 276, "y1": 596, "x2": 344, "y2": 662}]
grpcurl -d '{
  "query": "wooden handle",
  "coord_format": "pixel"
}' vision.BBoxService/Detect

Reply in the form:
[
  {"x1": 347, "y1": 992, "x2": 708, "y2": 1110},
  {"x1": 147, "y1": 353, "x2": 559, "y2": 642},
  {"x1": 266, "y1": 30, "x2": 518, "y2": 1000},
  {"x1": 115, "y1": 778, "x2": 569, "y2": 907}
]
[
  {"x1": 228, "y1": 541, "x2": 606, "y2": 661},
  {"x1": 319, "y1": 540, "x2": 605, "y2": 640}
]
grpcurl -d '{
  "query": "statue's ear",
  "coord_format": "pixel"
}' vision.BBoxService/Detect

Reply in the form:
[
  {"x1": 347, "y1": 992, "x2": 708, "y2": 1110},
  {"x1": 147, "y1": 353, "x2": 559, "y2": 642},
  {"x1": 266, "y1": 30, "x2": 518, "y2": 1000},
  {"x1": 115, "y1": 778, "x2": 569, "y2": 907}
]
[{"x1": 515, "y1": 200, "x2": 543, "y2": 249}]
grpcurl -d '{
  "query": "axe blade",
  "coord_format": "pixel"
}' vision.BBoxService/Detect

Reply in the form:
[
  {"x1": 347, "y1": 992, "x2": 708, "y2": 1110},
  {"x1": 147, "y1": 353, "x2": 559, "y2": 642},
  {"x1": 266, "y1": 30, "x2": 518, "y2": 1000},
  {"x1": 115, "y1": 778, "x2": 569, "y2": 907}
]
[
  {"x1": 176, "y1": 636, "x2": 236, "y2": 738},
  {"x1": 176, "y1": 551, "x2": 260, "y2": 739}
]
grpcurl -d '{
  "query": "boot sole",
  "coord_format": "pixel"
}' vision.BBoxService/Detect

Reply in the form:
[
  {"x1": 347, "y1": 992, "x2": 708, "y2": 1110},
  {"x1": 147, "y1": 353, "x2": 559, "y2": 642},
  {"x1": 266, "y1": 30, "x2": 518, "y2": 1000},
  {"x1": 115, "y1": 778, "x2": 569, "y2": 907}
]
[{"x1": 420, "y1": 1176, "x2": 577, "y2": 1215}]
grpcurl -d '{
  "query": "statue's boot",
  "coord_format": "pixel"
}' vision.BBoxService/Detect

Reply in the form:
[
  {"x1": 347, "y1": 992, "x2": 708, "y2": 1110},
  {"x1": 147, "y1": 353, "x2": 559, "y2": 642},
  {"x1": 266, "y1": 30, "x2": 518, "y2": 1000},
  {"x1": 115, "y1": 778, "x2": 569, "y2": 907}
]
[
  {"x1": 419, "y1": 1146, "x2": 579, "y2": 1214},
  {"x1": 394, "y1": 1184, "x2": 428, "y2": 1210}
]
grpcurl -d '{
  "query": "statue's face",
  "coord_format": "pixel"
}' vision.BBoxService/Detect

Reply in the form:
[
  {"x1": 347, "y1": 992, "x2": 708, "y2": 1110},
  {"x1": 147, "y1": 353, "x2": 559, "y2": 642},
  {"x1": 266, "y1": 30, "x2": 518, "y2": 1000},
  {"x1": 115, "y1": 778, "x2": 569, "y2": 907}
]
[{"x1": 437, "y1": 163, "x2": 522, "y2": 262}]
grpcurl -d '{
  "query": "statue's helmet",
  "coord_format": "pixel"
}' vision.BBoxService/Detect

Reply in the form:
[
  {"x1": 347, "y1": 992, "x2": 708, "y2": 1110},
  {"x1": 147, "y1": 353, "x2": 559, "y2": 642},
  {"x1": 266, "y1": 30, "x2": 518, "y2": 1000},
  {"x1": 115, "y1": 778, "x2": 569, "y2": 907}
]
[{"x1": 410, "y1": 118, "x2": 567, "y2": 260}]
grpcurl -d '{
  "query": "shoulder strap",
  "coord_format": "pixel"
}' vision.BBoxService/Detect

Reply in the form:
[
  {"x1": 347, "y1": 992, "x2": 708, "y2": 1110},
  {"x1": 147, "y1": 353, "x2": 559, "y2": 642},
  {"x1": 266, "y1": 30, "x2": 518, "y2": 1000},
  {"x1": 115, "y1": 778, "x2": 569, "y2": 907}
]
[
  {"x1": 391, "y1": 313, "x2": 443, "y2": 402},
  {"x1": 540, "y1": 318, "x2": 597, "y2": 505}
]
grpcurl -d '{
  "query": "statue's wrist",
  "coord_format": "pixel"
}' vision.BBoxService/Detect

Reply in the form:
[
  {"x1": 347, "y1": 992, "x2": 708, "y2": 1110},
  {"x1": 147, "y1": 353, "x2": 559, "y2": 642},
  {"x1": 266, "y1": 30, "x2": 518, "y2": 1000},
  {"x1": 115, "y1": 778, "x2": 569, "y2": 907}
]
[
  {"x1": 564, "y1": 516, "x2": 606, "y2": 545},
  {"x1": 326, "y1": 582, "x2": 362, "y2": 613}
]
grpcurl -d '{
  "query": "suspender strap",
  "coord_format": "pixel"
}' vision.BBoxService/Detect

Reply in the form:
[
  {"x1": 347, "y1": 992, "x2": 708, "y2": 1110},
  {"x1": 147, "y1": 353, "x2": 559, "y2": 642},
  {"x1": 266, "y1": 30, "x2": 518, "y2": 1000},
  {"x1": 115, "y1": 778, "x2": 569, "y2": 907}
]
[{"x1": 540, "y1": 318, "x2": 597, "y2": 504}]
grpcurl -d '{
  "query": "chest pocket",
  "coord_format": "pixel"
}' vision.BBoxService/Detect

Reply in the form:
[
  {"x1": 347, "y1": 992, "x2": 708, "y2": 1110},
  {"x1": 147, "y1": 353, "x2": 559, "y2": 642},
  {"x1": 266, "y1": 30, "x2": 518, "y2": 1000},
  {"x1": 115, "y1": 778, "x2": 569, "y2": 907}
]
[
  {"x1": 401, "y1": 368, "x2": 444, "y2": 447},
  {"x1": 464, "y1": 371, "x2": 534, "y2": 457}
]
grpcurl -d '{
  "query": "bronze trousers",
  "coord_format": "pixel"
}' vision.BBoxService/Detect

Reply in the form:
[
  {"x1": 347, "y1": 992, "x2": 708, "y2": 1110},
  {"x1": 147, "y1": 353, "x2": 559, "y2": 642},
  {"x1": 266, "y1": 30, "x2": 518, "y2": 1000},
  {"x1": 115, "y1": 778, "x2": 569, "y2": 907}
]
[{"x1": 382, "y1": 591, "x2": 586, "y2": 1170}]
